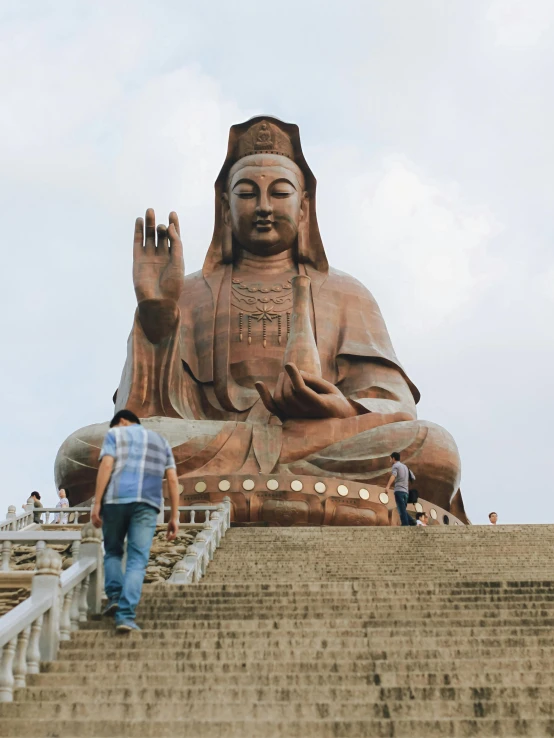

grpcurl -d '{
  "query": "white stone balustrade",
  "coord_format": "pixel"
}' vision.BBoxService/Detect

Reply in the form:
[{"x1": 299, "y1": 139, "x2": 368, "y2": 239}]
[
  {"x1": 0, "y1": 505, "x2": 91, "y2": 531},
  {"x1": 0, "y1": 523, "x2": 103, "y2": 702},
  {"x1": 168, "y1": 498, "x2": 231, "y2": 584}
]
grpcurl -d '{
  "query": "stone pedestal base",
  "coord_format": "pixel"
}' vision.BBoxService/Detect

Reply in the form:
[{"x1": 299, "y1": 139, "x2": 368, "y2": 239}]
[{"x1": 169, "y1": 474, "x2": 464, "y2": 526}]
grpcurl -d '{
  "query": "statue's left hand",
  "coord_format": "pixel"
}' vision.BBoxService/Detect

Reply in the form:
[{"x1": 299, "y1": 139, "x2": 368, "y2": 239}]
[
  {"x1": 255, "y1": 363, "x2": 358, "y2": 421},
  {"x1": 133, "y1": 209, "x2": 185, "y2": 304}
]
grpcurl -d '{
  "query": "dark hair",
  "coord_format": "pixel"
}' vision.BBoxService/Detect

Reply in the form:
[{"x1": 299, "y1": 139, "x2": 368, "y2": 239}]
[
  {"x1": 488, "y1": 511, "x2": 497, "y2": 518},
  {"x1": 390, "y1": 452, "x2": 400, "y2": 461},
  {"x1": 31, "y1": 491, "x2": 41, "y2": 500},
  {"x1": 109, "y1": 409, "x2": 141, "y2": 428},
  {"x1": 416, "y1": 511, "x2": 427, "y2": 520}
]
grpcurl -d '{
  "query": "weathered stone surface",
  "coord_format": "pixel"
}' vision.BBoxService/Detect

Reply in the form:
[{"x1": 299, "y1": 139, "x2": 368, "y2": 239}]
[{"x1": 2, "y1": 525, "x2": 554, "y2": 736}]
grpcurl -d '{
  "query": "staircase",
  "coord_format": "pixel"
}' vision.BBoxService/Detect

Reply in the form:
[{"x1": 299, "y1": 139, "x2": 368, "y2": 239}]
[{"x1": 2, "y1": 525, "x2": 554, "y2": 737}]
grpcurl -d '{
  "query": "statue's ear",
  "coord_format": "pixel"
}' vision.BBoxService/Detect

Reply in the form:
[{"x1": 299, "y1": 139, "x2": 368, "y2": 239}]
[
  {"x1": 221, "y1": 193, "x2": 233, "y2": 263},
  {"x1": 297, "y1": 192, "x2": 310, "y2": 263}
]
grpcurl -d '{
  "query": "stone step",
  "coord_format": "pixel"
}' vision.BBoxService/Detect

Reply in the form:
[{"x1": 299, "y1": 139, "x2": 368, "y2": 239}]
[
  {"x1": 143, "y1": 580, "x2": 554, "y2": 592},
  {"x1": 59, "y1": 631, "x2": 554, "y2": 651},
  {"x1": 40, "y1": 659, "x2": 554, "y2": 678},
  {"x1": 13, "y1": 684, "x2": 554, "y2": 704},
  {"x1": 3, "y1": 717, "x2": 554, "y2": 738},
  {"x1": 136, "y1": 593, "x2": 554, "y2": 605},
  {"x1": 26, "y1": 669, "x2": 554, "y2": 689},
  {"x1": 80, "y1": 621, "x2": 554, "y2": 637},
  {"x1": 2, "y1": 697, "x2": 553, "y2": 720},
  {"x1": 68, "y1": 625, "x2": 554, "y2": 643},
  {"x1": 44, "y1": 645, "x2": 554, "y2": 665}
]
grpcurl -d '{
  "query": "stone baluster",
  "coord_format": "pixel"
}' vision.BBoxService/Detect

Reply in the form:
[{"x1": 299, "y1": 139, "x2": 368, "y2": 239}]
[
  {"x1": 190, "y1": 510, "x2": 196, "y2": 524},
  {"x1": 35, "y1": 540, "x2": 45, "y2": 558},
  {"x1": 0, "y1": 638, "x2": 17, "y2": 702},
  {"x1": 26, "y1": 616, "x2": 43, "y2": 675},
  {"x1": 70, "y1": 582, "x2": 82, "y2": 631},
  {"x1": 222, "y1": 496, "x2": 232, "y2": 530},
  {"x1": 33, "y1": 548, "x2": 62, "y2": 662},
  {"x1": 59, "y1": 591, "x2": 73, "y2": 641},
  {"x1": 78, "y1": 575, "x2": 90, "y2": 622},
  {"x1": 74, "y1": 512, "x2": 80, "y2": 525},
  {"x1": 169, "y1": 554, "x2": 192, "y2": 584},
  {"x1": 44, "y1": 511, "x2": 50, "y2": 524},
  {"x1": 6, "y1": 506, "x2": 16, "y2": 532},
  {"x1": 71, "y1": 539, "x2": 80, "y2": 561},
  {"x1": 13, "y1": 626, "x2": 31, "y2": 689},
  {"x1": 193, "y1": 532, "x2": 210, "y2": 574},
  {"x1": 79, "y1": 523, "x2": 103, "y2": 615},
  {"x1": 217, "y1": 503, "x2": 228, "y2": 534},
  {"x1": 1, "y1": 541, "x2": 12, "y2": 572},
  {"x1": 207, "y1": 512, "x2": 222, "y2": 548},
  {"x1": 186, "y1": 546, "x2": 202, "y2": 582}
]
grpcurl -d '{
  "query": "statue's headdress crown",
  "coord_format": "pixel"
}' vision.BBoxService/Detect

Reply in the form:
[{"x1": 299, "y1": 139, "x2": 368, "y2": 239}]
[{"x1": 234, "y1": 119, "x2": 295, "y2": 162}]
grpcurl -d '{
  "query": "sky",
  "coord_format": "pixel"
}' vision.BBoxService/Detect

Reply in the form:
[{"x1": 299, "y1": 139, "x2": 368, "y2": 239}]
[{"x1": 1, "y1": 0, "x2": 553, "y2": 523}]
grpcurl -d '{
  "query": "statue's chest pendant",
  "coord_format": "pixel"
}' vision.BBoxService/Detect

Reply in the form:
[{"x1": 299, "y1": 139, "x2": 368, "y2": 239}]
[{"x1": 231, "y1": 277, "x2": 293, "y2": 347}]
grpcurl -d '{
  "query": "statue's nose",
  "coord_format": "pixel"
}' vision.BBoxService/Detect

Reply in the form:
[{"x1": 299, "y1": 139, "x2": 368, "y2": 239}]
[{"x1": 256, "y1": 193, "x2": 272, "y2": 215}]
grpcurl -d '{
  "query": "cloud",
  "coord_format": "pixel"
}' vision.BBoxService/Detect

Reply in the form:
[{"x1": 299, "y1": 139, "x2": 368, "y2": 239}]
[
  {"x1": 314, "y1": 151, "x2": 502, "y2": 334},
  {"x1": 486, "y1": 0, "x2": 554, "y2": 47}
]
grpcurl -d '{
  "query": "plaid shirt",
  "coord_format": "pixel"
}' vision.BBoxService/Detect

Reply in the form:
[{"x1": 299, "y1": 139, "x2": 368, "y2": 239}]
[{"x1": 99, "y1": 424, "x2": 176, "y2": 511}]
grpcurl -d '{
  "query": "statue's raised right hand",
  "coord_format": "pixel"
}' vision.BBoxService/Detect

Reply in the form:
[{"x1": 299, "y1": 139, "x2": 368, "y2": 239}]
[{"x1": 133, "y1": 209, "x2": 184, "y2": 304}]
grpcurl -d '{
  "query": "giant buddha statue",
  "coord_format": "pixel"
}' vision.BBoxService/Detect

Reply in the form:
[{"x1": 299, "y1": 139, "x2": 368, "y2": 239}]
[{"x1": 56, "y1": 117, "x2": 468, "y2": 526}]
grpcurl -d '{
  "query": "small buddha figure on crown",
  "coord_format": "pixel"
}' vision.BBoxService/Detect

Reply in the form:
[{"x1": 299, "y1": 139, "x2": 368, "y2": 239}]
[{"x1": 55, "y1": 117, "x2": 468, "y2": 526}]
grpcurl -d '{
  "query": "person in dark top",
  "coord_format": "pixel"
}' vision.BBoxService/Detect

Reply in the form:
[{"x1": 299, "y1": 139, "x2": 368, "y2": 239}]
[{"x1": 24, "y1": 491, "x2": 43, "y2": 524}]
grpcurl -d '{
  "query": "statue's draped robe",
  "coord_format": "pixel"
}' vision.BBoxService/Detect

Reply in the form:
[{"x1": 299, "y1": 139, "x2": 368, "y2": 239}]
[{"x1": 110, "y1": 262, "x2": 462, "y2": 514}]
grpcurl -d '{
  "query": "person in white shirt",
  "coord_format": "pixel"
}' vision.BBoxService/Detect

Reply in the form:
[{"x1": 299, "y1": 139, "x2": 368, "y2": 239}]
[
  {"x1": 416, "y1": 512, "x2": 428, "y2": 526},
  {"x1": 54, "y1": 488, "x2": 69, "y2": 524},
  {"x1": 488, "y1": 512, "x2": 498, "y2": 525}
]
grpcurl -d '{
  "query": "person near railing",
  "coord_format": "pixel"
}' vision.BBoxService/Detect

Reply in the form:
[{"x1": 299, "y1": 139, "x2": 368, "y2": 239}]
[
  {"x1": 23, "y1": 492, "x2": 43, "y2": 525},
  {"x1": 91, "y1": 409, "x2": 180, "y2": 633},
  {"x1": 53, "y1": 489, "x2": 69, "y2": 524}
]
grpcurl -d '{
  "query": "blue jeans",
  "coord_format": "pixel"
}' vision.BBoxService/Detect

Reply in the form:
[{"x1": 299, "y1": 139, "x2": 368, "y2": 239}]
[
  {"x1": 102, "y1": 502, "x2": 158, "y2": 624},
  {"x1": 395, "y1": 491, "x2": 416, "y2": 527}
]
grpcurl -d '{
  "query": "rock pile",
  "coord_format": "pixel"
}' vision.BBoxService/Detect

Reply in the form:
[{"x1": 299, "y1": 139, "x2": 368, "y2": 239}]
[
  {"x1": 144, "y1": 527, "x2": 197, "y2": 583},
  {"x1": 9, "y1": 543, "x2": 74, "y2": 572},
  {"x1": 5, "y1": 526, "x2": 199, "y2": 582},
  {"x1": 0, "y1": 587, "x2": 30, "y2": 616}
]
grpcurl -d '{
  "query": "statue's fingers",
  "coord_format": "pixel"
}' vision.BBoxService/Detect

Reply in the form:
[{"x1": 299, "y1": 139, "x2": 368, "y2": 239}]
[
  {"x1": 299, "y1": 370, "x2": 338, "y2": 395},
  {"x1": 169, "y1": 211, "x2": 181, "y2": 236},
  {"x1": 157, "y1": 224, "x2": 168, "y2": 254},
  {"x1": 144, "y1": 208, "x2": 156, "y2": 254},
  {"x1": 284, "y1": 363, "x2": 307, "y2": 393},
  {"x1": 271, "y1": 372, "x2": 284, "y2": 404},
  {"x1": 168, "y1": 222, "x2": 184, "y2": 265},
  {"x1": 133, "y1": 217, "x2": 144, "y2": 259},
  {"x1": 282, "y1": 367, "x2": 321, "y2": 410},
  {"x1": 255, "y1": 381, "x2": 283, "y2": 419}
]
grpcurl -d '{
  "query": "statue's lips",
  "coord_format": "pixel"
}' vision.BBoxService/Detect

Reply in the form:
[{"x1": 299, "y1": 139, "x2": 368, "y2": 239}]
[{"x1": 254, "y1": 220, "x2": 274, "y2": 231}]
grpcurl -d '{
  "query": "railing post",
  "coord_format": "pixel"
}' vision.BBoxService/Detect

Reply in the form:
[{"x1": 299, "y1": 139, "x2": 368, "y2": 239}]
[
  {"x1": 6, "y1": 506, "x2": 16, "y2": 532},
  {"x1": 0, "y1": 638, "x2": 17, "y2": 702},
  {"x1": 32, "y1": 547, "x2": 62, "y2": 663},
  {"x1": 26, "y1": 616, "x2": 43, "y2": 675},
  {"x1": 1, "y1": 541, "x2": 12, "y2": 572},
  {"x1": 13, "y1": 626, "x2": 30, "y2": 689},
  {"x1": 79, "y1": 522, "x2": 103, "y2": 615},
  {"x1": 222, "y1": 496, "x2": 231, "y2": 530}
]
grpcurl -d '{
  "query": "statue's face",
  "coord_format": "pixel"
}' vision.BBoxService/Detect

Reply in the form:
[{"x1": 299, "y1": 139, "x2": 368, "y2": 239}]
[{"x1": 224, "y1": 154, "x2": 306, "y2": 256}]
